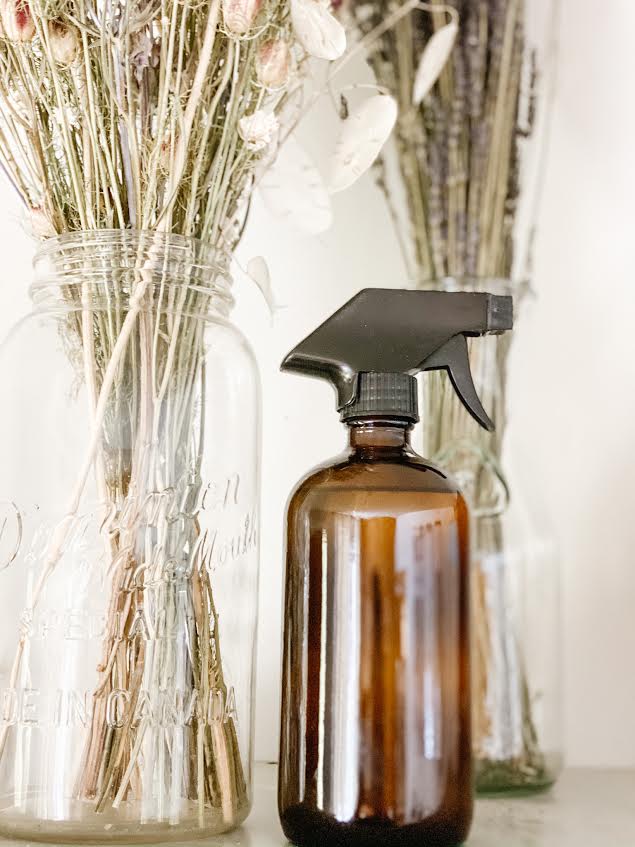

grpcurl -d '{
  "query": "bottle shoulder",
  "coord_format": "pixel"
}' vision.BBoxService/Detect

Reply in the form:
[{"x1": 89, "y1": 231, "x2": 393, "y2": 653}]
[{"x1": 288, "y1": 451, "x2": 464, "y2": 515}]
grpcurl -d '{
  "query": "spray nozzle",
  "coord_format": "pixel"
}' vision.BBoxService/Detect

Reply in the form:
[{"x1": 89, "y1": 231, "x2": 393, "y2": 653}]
[{"x1": 281, "y1": 289, "x2": 513, "y2": 432}]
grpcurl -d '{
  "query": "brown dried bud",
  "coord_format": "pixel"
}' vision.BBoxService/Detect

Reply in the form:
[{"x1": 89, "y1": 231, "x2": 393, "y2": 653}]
[
  {"x1": 222, "y1": 0, "x2": 262, "y2": 35},
  {"x1": 48, "y1": 21, "x2": 79, "y2": 65},
  {"x1": 158, "y1": 137, "x2": 173, "y2": 172},
  {"x1": 256, "y1": 39, "x2": 290, "y2": 89},
  {"x1": 1, "y1": 0, "x2": 35, "y2": 43}
]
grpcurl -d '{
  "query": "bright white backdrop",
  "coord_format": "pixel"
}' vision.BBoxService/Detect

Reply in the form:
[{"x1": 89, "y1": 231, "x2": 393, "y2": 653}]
[{"x1": 0, "y1": 0, "x2": 633, "y2": 769}]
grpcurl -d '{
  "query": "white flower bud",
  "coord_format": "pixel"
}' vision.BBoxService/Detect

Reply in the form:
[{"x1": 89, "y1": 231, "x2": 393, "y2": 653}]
[
  {"x1": 256, "y1": 39, "x2": 290, "y2": 89},
  {"x1": 1, "y1": 0, "x2": 35, "y2": 42},
  {"x1": 222, "y1": 0, "x2": 262, "y2": 35},
  {"x1": 238, "y1": 109, "x2": 279, "y2": 153},
  {"x1": 48, "y1": 22, "x2": 80, "y2": 65}
]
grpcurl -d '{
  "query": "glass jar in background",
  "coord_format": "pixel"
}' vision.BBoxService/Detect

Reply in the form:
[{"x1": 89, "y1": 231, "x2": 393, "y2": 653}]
[
  {"x1": 422, "y1": 277, "x2": 562, "y2": 794},
  {"x1": 326, "y1": 5, "x2": 562, "y2": 795},
  {"x1": 0, "y1": 231, "x2": 261, "y2": 841}
]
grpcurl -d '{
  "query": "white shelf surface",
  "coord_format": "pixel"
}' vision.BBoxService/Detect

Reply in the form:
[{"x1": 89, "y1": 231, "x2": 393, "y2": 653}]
[
  {"x1": 1, "y1": 763, "x2": 633, "y2": 846},
  {"x1": 216, "y1": 764, "x2": 635, "y2": 847}
]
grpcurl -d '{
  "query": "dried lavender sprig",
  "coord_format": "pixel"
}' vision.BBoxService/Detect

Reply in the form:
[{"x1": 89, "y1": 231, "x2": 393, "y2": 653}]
[{"x1": 341, "y1": 0, "x2": 537, "y2": 284}]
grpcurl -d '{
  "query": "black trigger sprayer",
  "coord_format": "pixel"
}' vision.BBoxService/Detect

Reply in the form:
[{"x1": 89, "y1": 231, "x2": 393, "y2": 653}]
[{"x1": 281, "y1": 288, "x2": 513, "y2": 430}]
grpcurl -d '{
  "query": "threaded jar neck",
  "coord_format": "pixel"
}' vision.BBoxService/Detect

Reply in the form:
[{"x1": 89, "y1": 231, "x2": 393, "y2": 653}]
[{"x1": 30, "y1": 230, "x2": 234, "y2": 316}]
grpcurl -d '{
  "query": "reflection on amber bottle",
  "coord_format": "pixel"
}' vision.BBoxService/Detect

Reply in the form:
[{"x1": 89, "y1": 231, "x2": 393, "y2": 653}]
[{"x1": 279, "y1": 421, "x2": 472, "y2": 847}]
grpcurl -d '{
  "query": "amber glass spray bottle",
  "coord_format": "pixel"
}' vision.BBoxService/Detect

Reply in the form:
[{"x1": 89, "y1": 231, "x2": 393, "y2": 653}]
[{"x1": 278, "y1": 289, "x2": 513, "y2": 847}]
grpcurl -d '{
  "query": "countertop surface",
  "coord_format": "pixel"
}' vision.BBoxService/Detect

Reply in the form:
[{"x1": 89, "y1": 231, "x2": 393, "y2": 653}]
[
  {"x1": 1, "y1": 763, "x2": 633, "y2": 846},
  {"x1": 249, "y1": 765, "x2": 634, "y2": 847}
]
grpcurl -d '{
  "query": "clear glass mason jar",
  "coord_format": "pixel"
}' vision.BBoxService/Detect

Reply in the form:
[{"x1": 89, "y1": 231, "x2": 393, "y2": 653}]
[
  {"x1": 0, "y1": 231, "x2": 261, "y2": 841},
  {"x1": 422, "y1": 277, "x2": 563, "y2": 795}
]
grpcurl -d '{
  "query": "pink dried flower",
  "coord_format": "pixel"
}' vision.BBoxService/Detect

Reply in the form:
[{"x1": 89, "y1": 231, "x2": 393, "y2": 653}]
[
  {"x1": 48, "y1": 21, "x2": 79, "y2": 65},
  {"x1": 222, "y1": 0, "x2": 263, "y2": 35},
  {"x1": 256, "y1": 39, "x2": 290, "y2": 89},
  {"x1": 1, "y1": 0, "x2": 35, "y2": 42}
]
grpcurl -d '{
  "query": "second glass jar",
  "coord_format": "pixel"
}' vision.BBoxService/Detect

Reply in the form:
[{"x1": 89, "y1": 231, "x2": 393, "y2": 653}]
[{"x1": 422, "y1": 277, "x2": 562, "y2": 794}]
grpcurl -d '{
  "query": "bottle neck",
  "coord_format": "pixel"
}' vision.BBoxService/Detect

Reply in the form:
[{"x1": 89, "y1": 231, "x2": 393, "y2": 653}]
[{"x1": 347, "y1": 419, "x2": 413, "y2": 454}]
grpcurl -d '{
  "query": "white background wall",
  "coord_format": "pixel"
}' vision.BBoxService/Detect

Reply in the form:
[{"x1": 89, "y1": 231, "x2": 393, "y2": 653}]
[{"x1": 0, "y1": 0, "x2": 633, "y2": 769}]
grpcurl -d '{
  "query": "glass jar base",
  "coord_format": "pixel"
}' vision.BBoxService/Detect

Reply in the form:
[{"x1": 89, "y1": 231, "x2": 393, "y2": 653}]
[
  {"x1": 0, "y1": 795, "x2": 250, "y2": 844},
  {"x1": 475, "y1": 753, "x2": 563, "y2": 797}
]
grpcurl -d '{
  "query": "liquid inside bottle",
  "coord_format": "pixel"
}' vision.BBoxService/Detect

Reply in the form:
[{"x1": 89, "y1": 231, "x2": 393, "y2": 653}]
[{"x1": 279, "y1": 420, "x2": 472, "y2": 847}]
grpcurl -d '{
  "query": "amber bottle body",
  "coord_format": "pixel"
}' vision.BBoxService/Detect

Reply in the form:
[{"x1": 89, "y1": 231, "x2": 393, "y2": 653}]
[{"x1": 278, "y1": 421, "x2": 472, "y2": 847}]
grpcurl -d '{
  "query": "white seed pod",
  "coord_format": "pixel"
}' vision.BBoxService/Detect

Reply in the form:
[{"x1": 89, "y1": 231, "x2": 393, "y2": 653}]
[
  {"x1": 238, "y1": 109, "x2": 279, "y2": 152},
  {"x1": 256, "y1": 39, "x2": 290, "y2": 89},
  {"x1": 291, "y1": 0, "x2": 346, "y2": 61},
  {"x1": 29, "y1": 207, "x2": 57, "y2": 239},
  {"x1": 48, "y1": 22, "x2": 80, "y2": 65},
  {"x1": 259, "y1": 135, "x2": 332, "y2": 235},
  {"x1": 246, "y1": 256, "x2": 281, "y2": 316},
  {"x1": 413, "y1": 21, "x2": 459, "y2": 105},
  {"x1": 222, "y1": 0, "x2": 262, "y2": 35},
  {"x1": 328, "y1": 94, "x2": 398, "y2": 194},
  {"x1": 2, "y1": 0, "x2": 36, "y2": 42}
]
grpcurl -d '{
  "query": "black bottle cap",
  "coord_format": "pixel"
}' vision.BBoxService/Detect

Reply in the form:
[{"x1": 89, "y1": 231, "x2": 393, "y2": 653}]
[
  {"x1": 342, "y1": 373, "x2": 419, "y2": 423},
  {"x1": 281, "y1": 289, "x2": 513, "y2": 432}
]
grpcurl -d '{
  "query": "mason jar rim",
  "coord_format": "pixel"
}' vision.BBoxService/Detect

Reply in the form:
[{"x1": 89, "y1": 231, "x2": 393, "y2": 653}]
[{"x1": 30, "y1": 229, "x2": 234, "y2": 314}]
